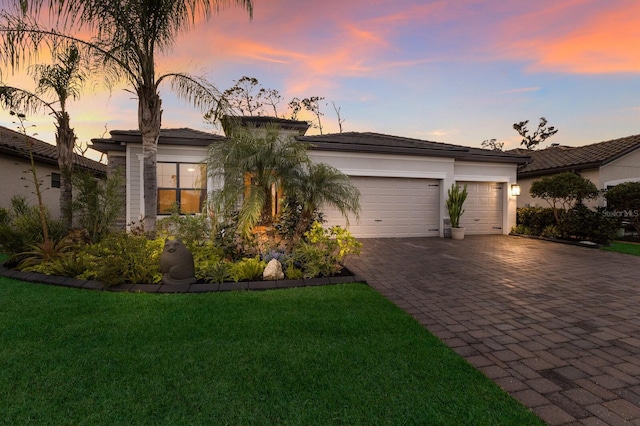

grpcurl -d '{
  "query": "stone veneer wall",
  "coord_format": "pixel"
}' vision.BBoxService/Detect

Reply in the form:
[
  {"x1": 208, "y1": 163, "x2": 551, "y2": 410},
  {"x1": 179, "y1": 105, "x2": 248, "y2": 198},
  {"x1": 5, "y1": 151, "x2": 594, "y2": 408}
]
[{"x1": 107, "y1": 152, "x2": 127, "y2": 230}]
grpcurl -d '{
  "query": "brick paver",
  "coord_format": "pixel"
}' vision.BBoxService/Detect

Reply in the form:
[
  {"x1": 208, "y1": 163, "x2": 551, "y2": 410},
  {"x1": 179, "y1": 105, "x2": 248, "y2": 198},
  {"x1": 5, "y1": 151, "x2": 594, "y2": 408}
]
[{"x1": 347, "y1": 235, "x2": 640, "y2": 425}]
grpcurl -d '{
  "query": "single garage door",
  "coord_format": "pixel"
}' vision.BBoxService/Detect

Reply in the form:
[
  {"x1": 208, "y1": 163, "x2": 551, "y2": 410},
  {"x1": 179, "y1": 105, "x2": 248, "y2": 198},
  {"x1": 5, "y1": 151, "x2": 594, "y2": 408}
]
[
  {"x1": 458, "y1": 182, "x2": 503, "y2": 235},
  {"x1": 322, "y1": 177, "x2": 440, "y2": 238}
]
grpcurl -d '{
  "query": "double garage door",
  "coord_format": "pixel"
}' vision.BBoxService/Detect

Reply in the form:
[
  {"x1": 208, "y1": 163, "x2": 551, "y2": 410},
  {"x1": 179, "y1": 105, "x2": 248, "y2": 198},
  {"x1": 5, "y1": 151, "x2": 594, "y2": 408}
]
[{"x1": 322, "y1": 177, "x2": 503, "y2": 238}]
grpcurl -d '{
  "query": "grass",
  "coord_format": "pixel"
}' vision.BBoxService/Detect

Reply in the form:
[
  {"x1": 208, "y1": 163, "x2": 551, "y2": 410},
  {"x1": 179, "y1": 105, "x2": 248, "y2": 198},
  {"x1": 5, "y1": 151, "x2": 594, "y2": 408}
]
[
  {"x1": 0, "y1": 278, "x2": 542, "y2": 425},
  {"x1": 602, "y1": 241, "x2": 640, "y2": 256}
]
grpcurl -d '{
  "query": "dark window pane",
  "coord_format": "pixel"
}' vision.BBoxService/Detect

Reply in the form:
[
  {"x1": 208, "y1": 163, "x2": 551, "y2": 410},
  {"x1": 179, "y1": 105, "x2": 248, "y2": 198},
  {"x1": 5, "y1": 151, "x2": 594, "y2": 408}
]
[{"x1": 51, "y1": 173, "x2": 61, "y2": 189}]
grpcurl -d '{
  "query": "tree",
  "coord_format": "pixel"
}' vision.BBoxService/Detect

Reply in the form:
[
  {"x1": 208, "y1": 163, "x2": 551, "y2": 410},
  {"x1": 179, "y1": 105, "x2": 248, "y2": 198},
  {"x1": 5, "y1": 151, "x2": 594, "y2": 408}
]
[
  {"x1": 604, "y1": 181, "x2": 640, "y2": 235},
  {"x1": 481, "y1": 138, "x2": 503, "y2": 151},
  {"x1": 0, "y1": 0, "x2": 254, "y2": 235},
  {"x1": 0, "y1": 44, "x2": 86, "y2": 230},
  {"x1": 332, "y1": 101, "x2": 345, "y2": 133},
  {"x1": 288, "y1": 96, "x2": 325, "y2": 134},
  {"x1": 206, "y1": 125, "x2": 310, "y2": 237},
  {"x1": 285, "y1": 162, "x2": 359, "y2": 242},
  {"x1": 513, "y1": 117, "x2": 558, "y2": 150},
  {"x1": 222, "y1": 76, "x2": 262, "y2": 116},
  {"x1": 530, "y1": 172, "x2": 599, "y2": 224}
]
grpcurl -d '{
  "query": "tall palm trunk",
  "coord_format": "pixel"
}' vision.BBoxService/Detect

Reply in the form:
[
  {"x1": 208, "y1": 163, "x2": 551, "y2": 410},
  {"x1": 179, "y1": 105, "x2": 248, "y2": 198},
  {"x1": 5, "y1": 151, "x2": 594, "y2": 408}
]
[
  {"x1": 56, "y1": 111, "x2": 75, "y2": 230},
  {"x1": 138, "y1": 85, "x2": 162, "y2": 236}
]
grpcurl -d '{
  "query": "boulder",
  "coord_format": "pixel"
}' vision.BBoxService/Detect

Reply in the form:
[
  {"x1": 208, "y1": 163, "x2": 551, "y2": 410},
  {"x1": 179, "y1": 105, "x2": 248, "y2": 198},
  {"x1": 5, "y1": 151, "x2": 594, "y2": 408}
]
[{"x1": 263, "y1": 258, "x2": 284, "y2": 281}]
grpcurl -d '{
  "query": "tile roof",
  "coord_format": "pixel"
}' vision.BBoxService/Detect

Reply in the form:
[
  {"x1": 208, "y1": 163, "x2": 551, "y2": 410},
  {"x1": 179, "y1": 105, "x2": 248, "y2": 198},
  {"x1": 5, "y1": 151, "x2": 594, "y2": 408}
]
[
  {"x1": 299, "y1": 132, "x2": 531, "y2": 164},
  {"x1": 0, "y1": 125, "x2": 106, "y2": 174},
  {"x1": 91, "y1": 128, "x2": 226, "y2": 152},
  {"x1": 511, "y1": 134, "x2": 640, "y2": 177}
]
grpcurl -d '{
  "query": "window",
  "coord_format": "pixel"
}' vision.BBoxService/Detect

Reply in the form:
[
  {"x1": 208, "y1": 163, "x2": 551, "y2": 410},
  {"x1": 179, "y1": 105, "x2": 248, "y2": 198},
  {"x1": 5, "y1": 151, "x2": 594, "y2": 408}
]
[
  {"x1": 51, "y1": 172, "x2": 61, "y2": 188},
  {"x1": 157, "y1": 162, "x2": 207, "y2": 214}
]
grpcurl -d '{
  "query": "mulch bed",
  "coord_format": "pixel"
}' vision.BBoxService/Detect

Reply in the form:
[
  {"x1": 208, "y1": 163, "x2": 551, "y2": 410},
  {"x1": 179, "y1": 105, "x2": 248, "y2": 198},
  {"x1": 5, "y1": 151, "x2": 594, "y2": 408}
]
[{"x1": 0, "y1": 262, "x2": 364, "y2": 293}]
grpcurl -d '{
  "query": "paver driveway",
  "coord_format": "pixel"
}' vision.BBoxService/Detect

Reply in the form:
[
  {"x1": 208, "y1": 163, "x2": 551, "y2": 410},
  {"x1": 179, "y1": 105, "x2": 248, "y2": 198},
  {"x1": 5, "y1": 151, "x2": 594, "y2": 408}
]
[{"x1": 346, "y1": 235, "x2": 640, "y2": 426}]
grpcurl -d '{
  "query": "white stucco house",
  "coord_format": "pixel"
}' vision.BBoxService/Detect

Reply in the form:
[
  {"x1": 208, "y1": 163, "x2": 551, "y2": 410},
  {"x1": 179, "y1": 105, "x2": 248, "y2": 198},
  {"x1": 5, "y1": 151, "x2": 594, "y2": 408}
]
[
  {"x1": 91, "y1": 117, "x2": 530, "y2": 238},
  {"x1": 511, "y1": 134, "x2": 640, "y2": 208},
  {"x1": 0, "y1": 124, "x2": 106, "y2": 218}
]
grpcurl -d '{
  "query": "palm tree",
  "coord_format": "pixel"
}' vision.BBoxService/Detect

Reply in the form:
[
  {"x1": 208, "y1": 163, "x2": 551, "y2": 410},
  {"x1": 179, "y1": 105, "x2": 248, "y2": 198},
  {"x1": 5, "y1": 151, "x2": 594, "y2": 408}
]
[
  {"x1": 207, "y1": 124, "x2": 310, "y2": 237},
  {"x1": 285, "y1": 162, "x2": 360, "y2": 242},
  {"x1": 0, "y1": 44, "x2": 86, "y2": 230},
  {"x1": 0, "y1": 0, "x2": 253, "y2": 235}
]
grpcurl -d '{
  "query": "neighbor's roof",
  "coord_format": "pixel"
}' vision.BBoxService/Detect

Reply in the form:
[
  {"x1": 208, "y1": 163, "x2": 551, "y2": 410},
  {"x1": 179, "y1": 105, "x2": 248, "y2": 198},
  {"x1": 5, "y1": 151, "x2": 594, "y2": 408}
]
[
  {"x1": 298, "y1": 132, "x2": 532, "y2": 164},
  {"x1": 221, "y1": 115, "x2": 310, "y2": 135},
  {"x1": 0, "y1": 125, "x2": 106, "y2": 175},
  {"x1": 91, "y1": 128, "x2": 226, "y2": 153},
  {"x1": 511, "y1": 134, "x2": 640, "y2": 178}
]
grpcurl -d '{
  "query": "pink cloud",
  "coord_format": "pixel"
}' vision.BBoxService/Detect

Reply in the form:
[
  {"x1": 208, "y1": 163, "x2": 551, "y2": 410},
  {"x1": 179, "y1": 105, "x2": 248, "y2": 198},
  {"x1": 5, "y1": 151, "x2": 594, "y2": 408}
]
[{"x1": 495, "y1": 1, "x2": 640, "y2": 74}]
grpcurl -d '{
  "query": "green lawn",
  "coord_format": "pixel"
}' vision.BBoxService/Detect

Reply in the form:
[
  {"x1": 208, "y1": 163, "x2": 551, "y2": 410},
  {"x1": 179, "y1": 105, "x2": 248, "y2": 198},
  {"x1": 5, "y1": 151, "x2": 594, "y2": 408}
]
[
  {"x1": 0, "y1": 278, "x2": 542, "y2": 425},
  {"x1": 602, "y1": 241, "x2": 640, "y2": 256}
]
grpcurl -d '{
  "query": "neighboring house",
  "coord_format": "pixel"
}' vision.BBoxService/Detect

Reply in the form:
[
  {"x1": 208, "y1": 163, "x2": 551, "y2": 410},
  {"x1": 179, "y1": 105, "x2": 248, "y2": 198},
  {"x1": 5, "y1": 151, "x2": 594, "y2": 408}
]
[
  {"x1": 0, "y1": 125, "x2": 106, "y2": 218},
  {"x1": 91, "y1": 117, "x2": 530, "y2": 238},
  {"x1": 511, "y1": 134, "x2": 640, "y2": 208}
]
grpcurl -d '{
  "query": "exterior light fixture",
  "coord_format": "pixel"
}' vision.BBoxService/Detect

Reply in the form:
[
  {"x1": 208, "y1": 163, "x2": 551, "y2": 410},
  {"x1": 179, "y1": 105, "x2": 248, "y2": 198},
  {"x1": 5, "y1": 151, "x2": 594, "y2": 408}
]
[{"x1": 511, "y1": 184, "x2": 521, "y2": 196}]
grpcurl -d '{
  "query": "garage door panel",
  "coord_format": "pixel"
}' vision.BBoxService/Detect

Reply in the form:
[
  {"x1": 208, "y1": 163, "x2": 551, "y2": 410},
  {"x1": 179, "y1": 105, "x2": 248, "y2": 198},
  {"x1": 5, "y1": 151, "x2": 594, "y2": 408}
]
[
  {"x1": 322, "y1": 177, "x2": 440, "y2": 238},
  {"x1": 458, "y1": 182, "x2": 503, "y2": 235}
]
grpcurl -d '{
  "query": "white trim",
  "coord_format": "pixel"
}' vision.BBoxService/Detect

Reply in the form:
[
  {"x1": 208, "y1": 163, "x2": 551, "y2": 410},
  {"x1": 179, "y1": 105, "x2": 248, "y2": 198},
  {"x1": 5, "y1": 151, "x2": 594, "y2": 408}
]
[
  {"x1": 311, "y1": 150, "x2": 454, "y2": 164},
  {"x1": 342, "y1": 169, "x2": 447, "y2": 179},
  {"x1": 454, "y1": 175, "x2": 512, "y2": 183},
  {"x1": 603, "y1": 177, "x2": 640, "y2": 188}
]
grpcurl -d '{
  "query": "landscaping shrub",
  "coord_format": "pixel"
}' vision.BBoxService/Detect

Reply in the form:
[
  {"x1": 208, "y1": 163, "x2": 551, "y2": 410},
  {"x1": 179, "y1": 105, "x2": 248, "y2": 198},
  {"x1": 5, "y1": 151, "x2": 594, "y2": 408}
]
[
  {"x1": 79, "y1": 232, "x2": 163, "y2": 285},
  {"x1": 604, "y1": 181, "x2": 640, "y2": 235},
  {"x1": 516, "y1": 207, "x2": 556, "y2": 235},
  {"x1": 230, "y1": 257, "x2": 266, "y2": 282},
  {"x1": 559, "y1": 205, "x2": 618, "y2": 244},
  {"x1": 157, "y1": 206, "x2": 212, "y2": 246},
  {"x1": 291, "y1": 222, "x2": 361, "y2": 278},
  {"x1": 71, "y1": 170, "x2": 124, "y2": 243},
  {"x1": 0, "y1": 196, "x2": 67, "y2": 264}
]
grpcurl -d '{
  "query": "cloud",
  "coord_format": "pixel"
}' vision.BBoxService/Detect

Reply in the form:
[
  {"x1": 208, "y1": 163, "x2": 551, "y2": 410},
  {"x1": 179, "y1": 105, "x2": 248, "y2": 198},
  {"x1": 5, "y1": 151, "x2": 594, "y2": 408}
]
[
  {"x1": 495, "y1": 1, "x2": 640, "y2": 74},
  {"x1": 496, "y1": 87, "x2": 541, "y2": 95}
]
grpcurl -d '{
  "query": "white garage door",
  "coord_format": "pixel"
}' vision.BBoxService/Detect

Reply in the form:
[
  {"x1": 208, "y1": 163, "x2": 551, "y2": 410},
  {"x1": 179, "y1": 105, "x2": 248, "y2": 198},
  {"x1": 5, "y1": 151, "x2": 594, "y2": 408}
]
[
  {"x1": 458, "y1": 182, "x2": 503, "y2": 235},
  {"x1": 322, "y1": 177, "x2": 440, "y2": 238}
]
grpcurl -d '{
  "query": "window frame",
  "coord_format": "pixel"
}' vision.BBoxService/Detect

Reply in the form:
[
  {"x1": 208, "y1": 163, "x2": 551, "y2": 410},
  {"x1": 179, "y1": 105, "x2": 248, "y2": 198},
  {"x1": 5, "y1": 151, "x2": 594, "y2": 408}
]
[{"x1": 157, "y1": 162, "x2": 207, "y2": 215}]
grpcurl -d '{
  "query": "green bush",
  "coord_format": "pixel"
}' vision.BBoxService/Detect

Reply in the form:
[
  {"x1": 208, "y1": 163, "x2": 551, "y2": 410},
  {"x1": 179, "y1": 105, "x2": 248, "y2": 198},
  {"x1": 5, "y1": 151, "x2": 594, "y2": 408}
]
[
  {"x1": 0, "y1": 197, "x2": 67, "y2": 264},
  {"x1": 559, "y1": 205, "x2": 618, "y2": 244},
  {"x1": 516, "y1": 207, "x2": 556, "y2": 235},
  {"x1": 157, "y1": 206, "x2": 212, "y2": 246},
  {"x1": 541, "y1": 225, "x2": 560, "y2": 239},
  {"x1": 71, "y1": 170, "x2": 124, "y2": 243},
  {"x1": 604, "y1": 182, "x2": 640, "y2": 235},
  {"x1": 230, "y1": 257, "x2": 266, "y2": 282},
  {"x1": 79, "y1": 232, "x2": 163, "y2": 285},
  {"x1": 291, "y1": 222, "x2": 362, "y2": 278}
]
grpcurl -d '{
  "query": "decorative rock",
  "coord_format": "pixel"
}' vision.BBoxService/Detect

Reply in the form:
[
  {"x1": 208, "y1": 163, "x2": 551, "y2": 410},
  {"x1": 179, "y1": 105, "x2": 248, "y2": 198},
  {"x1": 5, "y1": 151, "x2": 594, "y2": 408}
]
[
  {"x1": 159, "y1": 239, "x2": 197, "y2": 285},
  {"x1": 263, "y1": 258, "x2": 284, "y2": 281}
]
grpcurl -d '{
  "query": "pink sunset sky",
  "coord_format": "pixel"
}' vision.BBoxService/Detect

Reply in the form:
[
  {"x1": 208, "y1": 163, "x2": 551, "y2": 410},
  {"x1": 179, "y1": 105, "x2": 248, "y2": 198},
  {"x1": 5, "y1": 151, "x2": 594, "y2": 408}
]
[{"x1": 1, "y1": 0, "x2": 640, "y2": 159}]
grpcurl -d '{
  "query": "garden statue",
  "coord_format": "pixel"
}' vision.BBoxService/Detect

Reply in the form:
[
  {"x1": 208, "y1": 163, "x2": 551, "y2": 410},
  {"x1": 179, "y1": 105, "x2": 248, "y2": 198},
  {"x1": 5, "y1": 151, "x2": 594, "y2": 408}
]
[{"x1": 160, "y1": 239, "x2": 196, "y2": 285}]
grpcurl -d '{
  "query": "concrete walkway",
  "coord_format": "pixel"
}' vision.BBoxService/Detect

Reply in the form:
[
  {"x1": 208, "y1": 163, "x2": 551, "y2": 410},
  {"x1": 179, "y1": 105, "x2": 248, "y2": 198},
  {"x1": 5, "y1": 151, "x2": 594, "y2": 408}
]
[{"x1": 347, "y1": 235, "x2": 640, "y2": 425}]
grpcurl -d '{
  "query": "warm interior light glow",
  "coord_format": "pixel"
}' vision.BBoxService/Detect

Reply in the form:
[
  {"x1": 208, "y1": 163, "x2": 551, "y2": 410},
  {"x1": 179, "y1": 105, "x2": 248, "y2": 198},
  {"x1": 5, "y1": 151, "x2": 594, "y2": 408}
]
[{"x1": 511, "y1": 184, "x2": 521, "y2": 196}]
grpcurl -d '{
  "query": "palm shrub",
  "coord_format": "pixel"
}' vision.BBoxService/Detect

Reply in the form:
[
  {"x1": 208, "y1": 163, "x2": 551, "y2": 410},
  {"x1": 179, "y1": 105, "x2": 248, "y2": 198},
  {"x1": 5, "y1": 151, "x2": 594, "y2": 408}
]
[
  {"x1": 207, "y1": 125, "x2": 310, "y2": 238},
  {"x1": 284, "y1": 162, "x2": 360, "y2": 244},
  {"x1": 446, "y1": 183, "x2": 468, "y2": 228}
]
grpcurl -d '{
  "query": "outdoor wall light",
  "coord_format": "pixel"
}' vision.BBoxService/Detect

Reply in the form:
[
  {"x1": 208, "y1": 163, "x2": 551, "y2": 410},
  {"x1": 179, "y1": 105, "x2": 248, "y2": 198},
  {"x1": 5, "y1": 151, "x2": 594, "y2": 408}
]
[{"x1": 511, "y1": 184, "x2": 521, "y2": 196}]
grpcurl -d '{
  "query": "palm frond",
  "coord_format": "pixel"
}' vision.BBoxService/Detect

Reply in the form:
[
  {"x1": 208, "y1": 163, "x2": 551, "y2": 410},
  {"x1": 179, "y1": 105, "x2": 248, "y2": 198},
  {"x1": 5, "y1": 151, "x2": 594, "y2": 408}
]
[{"x1": 0, "y1": 85, "x2": 54, "y2": 117}]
